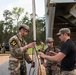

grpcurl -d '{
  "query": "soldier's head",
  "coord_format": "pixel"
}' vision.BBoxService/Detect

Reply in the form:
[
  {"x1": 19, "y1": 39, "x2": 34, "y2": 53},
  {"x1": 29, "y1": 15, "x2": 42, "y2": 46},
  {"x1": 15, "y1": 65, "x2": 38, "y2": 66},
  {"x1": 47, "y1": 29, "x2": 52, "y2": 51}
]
[
  {"x1": 57, "y1": 28, "x2": 71, "y2": 42},
  {"x1": 19, "y1": 24, "x2": 30, "y2": 37},
  {"x1": 46, "y1": 37, "x2": 54, "y2": 48}
]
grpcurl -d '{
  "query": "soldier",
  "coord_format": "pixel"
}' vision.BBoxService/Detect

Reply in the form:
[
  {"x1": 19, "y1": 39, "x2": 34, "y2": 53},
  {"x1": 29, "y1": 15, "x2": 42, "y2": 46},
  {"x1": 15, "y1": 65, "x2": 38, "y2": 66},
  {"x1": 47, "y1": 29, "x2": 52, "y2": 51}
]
[
  {"x1": 8, "y1": 24, "x2": 36, "y2": 75},
  {"x1": 42, "y1": 37, "x2": 60, "y2": 75}
]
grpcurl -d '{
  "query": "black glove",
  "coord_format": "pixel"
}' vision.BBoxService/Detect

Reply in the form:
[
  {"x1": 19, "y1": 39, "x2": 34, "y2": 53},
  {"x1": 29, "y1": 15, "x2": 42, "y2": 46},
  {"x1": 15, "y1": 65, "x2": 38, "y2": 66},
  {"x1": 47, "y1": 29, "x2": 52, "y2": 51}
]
[{"x1": 31, "y1": 61, "x2": 35, "y2": 68}]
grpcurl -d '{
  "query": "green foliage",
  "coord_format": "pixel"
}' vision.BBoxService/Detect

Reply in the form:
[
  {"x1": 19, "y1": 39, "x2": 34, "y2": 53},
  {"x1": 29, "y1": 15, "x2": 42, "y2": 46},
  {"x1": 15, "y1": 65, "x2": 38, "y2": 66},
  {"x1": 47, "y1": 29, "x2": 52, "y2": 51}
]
[
  {"x1": 36, "y1": 17, "x2": 46, "y2": 44},
  {"x1": 12, "y1": 7, "x2": 24, "y2": 26},
  {"x1": 0, "y1": 21, "x2": 4, "y2": 43},
  {"x1": 12, "y1": 7, "x2": 24, "y2": 19},
  {"x1": 2, "y1": 10, "x2": 14, "y2": 43},
  {"x1": 27, "y1": 44, "x2": 46, "y2": 54}
]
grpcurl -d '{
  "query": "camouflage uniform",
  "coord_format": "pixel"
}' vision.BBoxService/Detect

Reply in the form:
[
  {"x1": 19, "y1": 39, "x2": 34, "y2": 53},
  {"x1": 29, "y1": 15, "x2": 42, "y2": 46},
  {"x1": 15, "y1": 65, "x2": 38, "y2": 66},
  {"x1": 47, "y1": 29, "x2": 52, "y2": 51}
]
[
  {"x1": 44, "y1": 47, "x2": 60, "y2": 75},
  {"x1": 61, "y1": 70, "x2": 76, "y2": 75},
  {"x1": 9, "y1": 34, "x2": 32, "y2": 75}
]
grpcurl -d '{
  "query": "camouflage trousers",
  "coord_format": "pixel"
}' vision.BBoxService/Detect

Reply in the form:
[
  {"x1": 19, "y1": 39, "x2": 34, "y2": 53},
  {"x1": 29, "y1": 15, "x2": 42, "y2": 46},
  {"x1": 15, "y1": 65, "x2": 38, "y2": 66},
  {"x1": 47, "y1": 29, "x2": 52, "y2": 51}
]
[
  {"x1": 46, "y1": 67, "x2": 60, "y2": 75},
  {"x1": 8, "y1": 60, "x2": 20, "y2": 75},
  {"x1": 61, "y1": 69, "x2": 76, "y2": 75},
  {"x1": 52, "y1": 70, "x2": 60, "y2": 75},
  {"x1": 46, "y1": 67, "x2": 52, "y2": 75}
]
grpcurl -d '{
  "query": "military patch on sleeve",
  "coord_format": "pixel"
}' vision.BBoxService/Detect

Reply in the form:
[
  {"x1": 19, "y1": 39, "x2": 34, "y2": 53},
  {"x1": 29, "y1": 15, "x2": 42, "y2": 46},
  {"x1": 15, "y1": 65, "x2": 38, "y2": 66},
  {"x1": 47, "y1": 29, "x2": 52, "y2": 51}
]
[{"x1": 10, "y1": 40, "x2": 17, "y2": 46}]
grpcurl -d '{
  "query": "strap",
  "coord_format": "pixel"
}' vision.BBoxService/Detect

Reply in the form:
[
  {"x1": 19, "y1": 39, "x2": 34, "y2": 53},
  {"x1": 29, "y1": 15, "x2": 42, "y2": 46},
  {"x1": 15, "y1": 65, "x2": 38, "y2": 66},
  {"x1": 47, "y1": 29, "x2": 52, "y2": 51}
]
[
  {"x1": 16, "y1": 34, "x2": 25, "y2": 46},
  {"x1": 54, "y1": 46, "x2": 56, "y2": 52}
]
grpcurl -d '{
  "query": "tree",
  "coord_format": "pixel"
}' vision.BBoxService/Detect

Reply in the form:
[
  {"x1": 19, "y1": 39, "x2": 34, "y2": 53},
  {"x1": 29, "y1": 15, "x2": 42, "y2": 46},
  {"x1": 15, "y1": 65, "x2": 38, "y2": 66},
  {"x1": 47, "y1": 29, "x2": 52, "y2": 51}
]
[
  {"x1": 22, "y1": 12, "x2": 29, "y2": 24},
  {"x1": 36, "y1": 17, "x2": 45, "y2": 44},
  {"x1": 3, "y1": 10, "x2": 14, "y2": 43},
  {"x1": 12, "y1": 7, "x2": 24, "y2": 26},
  {"x1": 0, "y1": 21, "x2": 4, "y2": 43}
]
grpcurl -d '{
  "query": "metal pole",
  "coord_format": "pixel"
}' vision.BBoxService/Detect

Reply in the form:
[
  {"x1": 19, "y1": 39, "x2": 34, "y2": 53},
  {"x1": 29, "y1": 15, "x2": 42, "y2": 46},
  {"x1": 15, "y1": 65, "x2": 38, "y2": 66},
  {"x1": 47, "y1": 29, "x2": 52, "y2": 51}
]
[{"x1": 32, "y1": 0, "x2": 36, "y2": 41}]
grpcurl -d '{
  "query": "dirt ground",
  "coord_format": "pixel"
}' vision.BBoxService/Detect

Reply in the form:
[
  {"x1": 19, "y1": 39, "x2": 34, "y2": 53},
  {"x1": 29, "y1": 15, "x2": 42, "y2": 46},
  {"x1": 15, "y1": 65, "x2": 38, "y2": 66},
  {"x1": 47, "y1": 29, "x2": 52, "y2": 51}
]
[
  {"x1": 0, "y1": 55, "x2": 9, "y2": 65},
  {"x1": 0, "y1": 54, "x2": 46, "y2": 75}
]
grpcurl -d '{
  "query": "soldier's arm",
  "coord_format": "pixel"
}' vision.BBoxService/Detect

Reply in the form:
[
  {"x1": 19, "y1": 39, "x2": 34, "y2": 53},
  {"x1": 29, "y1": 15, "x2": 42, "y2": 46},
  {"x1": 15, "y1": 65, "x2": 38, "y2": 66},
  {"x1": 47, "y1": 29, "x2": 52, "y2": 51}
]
[
  {"x1": 22, "y1": 42, "x2": 36, "y2": 51},
  {"x1": 39, "y1": 52, "x2": 66, "y2": 62},
  {"x1": 9, "y1": 36, "x2": 27, "y2": 57}
]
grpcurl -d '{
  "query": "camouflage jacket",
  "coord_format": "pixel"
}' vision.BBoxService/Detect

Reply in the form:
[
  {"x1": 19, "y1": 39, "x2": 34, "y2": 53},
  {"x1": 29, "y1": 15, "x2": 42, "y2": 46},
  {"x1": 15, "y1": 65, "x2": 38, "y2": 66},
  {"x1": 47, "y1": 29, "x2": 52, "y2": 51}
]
[
  {"x1": 44, "y1": 47, "x2": 60, "y2": 67},
  {"x1": 9, "y1": 34, "x2": 32, "y2": 63}
]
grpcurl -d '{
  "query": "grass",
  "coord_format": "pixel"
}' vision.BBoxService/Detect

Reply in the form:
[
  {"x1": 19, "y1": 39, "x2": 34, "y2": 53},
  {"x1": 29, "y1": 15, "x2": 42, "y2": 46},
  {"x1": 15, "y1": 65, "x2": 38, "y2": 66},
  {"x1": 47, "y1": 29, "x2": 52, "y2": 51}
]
[
  {"x1": 27, "y1": 44, "x2": 46, "y2": 54},
  {"x1": 27, "y1": 45, "x2": 41, "y2": 54}
]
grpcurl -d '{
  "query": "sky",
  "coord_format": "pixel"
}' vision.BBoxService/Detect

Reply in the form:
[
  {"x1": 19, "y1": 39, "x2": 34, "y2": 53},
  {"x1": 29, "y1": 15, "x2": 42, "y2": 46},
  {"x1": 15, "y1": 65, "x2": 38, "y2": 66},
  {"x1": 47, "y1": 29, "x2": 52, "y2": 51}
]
[{"x1": 0, "y1": 0, "x2": 45, "y2": 20}]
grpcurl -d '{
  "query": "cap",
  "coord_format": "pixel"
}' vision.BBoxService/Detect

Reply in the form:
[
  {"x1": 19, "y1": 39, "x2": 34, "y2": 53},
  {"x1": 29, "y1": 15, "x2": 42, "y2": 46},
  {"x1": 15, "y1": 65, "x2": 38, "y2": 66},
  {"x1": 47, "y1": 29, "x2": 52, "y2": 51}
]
[
  {"x1": 57, "y1": 28, "x2": 71, "y2": 35},
  {"x1": 46, "y1": 37, "x2": 54, "y2": 43},
  {"x1": 19, "y1": 24, "x2": 30, "y2": 31}
]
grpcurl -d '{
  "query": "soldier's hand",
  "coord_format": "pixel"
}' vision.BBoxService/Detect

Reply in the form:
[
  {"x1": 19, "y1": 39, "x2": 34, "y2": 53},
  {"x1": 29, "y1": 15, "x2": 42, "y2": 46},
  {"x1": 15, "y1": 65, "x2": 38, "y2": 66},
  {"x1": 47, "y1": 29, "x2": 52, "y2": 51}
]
[
  {"x1": 39, "y1": 52, "x2": 46, "y2": 59},
  {"x1": 27, "y1": 42, "x2": 36, "y2": 48},
  {"x1": 23, "y1": 42, "x2": 36, "y2": 51},
  {"x1": 49, "y1": 51, "x2": 57, "y2": 55},
  {"x1": 31, "y1": 61, "x2": 35, "y2": 68}
]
